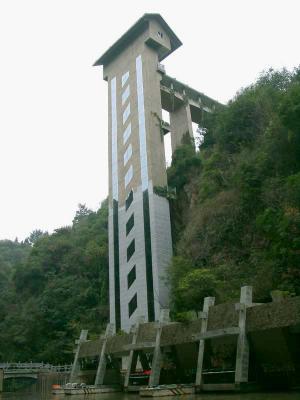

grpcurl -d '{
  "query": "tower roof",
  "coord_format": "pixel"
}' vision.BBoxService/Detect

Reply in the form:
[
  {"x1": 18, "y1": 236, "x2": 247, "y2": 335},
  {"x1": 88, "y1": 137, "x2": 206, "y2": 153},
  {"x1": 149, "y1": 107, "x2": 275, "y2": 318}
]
[{"x1": 94, "y1": 13, "x2": 182, "y2": 66}]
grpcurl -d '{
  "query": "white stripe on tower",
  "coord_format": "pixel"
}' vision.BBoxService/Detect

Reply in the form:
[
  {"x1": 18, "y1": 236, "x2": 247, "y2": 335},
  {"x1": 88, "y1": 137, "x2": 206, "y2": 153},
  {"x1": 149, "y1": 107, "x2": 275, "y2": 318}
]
[
  {"x1": 136, "y1": 55, "x2": 149, "y2": 190},
  {"x1": 111, "y1": 77, "x2": 118, "y2": 200}
]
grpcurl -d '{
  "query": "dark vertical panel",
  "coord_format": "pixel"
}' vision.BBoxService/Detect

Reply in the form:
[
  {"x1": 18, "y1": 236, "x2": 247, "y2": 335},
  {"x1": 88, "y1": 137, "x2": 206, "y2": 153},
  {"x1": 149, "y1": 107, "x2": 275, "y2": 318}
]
[
  {"x1": 128, "y1": 293, "x2": 138, "y2": 317},
  {"x1": 127, "y1": 265, "x2": 136, "y2": 289},
  {"x1": 113, "y1": 199, "x2": 121, "y2": 331},
  {"x1": 127, "y1": 239, "x2": 135, "y2": 262},
  {"x1": 143, "y1": 190, "x2": 155, "y2": 321},
  {"x1": 126, "y1": 213, "x2": 135, "y2": 236},
  {"x1": 125, "y1": 190, "x2": 134, "y2": 211}
]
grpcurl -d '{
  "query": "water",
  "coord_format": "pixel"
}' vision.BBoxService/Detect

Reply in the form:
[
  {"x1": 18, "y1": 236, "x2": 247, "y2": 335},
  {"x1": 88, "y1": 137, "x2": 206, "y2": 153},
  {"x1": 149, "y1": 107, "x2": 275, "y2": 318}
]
[{"x1": 0, "y1": 392, "x2": 299, "y2": 400}]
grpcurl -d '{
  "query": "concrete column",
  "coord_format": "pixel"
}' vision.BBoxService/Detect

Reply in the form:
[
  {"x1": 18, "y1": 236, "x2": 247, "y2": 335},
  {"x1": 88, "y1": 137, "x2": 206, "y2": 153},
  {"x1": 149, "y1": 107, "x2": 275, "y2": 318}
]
[
  {"x1": 170, "y1": 102, "x2": 193, "y2": 154},
  {"x1": 69, "y1": 329, "x2": 88, "y2": 383},
  {"x1": 195, "y1": 297, "x2": 215, "y2": 388},
  {"x1": 235, "y1": 286, "x2": 252, "y2": 384},
  {"x1": 0, "y1": 369, "x2": 3, "y2": 392},
  {"x1": 94, "y1": 323, "x2": 114, "y2": 386},
  {"x1": 124, "y1": 316, "x2": 145, "y2": 389},
  {"x1": 149, "y1": 309, "x2": 170, "y2": 387}
]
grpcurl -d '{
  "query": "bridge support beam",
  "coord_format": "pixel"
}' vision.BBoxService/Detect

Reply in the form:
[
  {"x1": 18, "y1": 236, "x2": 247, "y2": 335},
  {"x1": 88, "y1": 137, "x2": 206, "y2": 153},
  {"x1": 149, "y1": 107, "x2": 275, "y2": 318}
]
[
  {"x1": 195, "y1": 296, "x2": 215, "y2": 389},
  {"x1": 235, "y1": 286, "x2": 252, "y2": 385},
  {"x1": 149, "y1": 309, "x2": 170, "y2": 387},
  {"x1": 94, "y1": 323, "x2": 114, "y2": 386},
  {"x1": 170, "y1": 102, "x2": 193, "y2": 154},
  {"x1": 124, "y1": 316, "x2": 145, "y2": 390},
  {"x1": 70, "y1": 329, "x2": 88, "y2": 383}
]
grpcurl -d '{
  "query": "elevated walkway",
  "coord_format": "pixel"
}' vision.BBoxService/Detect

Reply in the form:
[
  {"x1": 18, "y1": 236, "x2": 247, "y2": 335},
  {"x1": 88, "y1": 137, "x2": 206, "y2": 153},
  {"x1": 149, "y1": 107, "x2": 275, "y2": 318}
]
[
  {"x1": 0, "y1": 363, "x2": 71, "y2": 380},
  {"x1": 160, "y1": 73, "x2": 223, "y2": 122},
  {"x1": 157, "y1": 68, "x2": 224, "y2": 153}
]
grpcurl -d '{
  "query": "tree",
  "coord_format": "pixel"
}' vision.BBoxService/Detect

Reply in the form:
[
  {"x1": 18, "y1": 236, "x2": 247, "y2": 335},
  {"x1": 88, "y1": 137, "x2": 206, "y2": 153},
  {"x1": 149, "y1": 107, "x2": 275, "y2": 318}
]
[
  {"x1": 177, "y1": 269, "x2": 218, "y2": 311},
  {"x1": 25, "y1": 230, "x2": 47, "y2": 246},
  {"x1": 0, "y1": 200, "x2": 109, "y2": 363},
  {"x1": 72, "y1": 203, "x2": 92, "y2": 224}
]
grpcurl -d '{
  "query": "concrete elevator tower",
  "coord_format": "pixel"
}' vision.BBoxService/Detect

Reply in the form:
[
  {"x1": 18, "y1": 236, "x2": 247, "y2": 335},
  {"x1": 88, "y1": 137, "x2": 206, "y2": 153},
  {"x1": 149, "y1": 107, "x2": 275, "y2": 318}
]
[{"x1": 94, "y1": 14, "x2": 181, "y2": 332}]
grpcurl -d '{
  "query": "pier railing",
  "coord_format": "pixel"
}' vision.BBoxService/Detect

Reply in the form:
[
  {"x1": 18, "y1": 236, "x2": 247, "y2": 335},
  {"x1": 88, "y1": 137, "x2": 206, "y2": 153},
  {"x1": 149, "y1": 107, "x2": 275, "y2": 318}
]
[{"x1": 0, "y1": 362, "x2": 72, "y2": 373}]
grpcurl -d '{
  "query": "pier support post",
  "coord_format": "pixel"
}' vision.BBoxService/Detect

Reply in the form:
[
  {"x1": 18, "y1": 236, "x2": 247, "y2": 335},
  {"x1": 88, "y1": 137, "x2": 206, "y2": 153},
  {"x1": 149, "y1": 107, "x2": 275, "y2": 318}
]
[
  {"x1": 124, "y1": 316, "x2": 145, "y2": 390},
  {"x1": 149, "y1": 309, "x2": 170, "y2": 387},
  {"x1": 69, "y1": 329, "x2": 88, "y2": 383},
  {"x1": 94, "y1": 323, "x2": 114, "y2": 386},
  {"x1": 0, "y1": 368, "x2": 3, "y2": 392},
  {"x1": 170, "y1": 101, "x2": 193, "y2": 153},
  {"x1": 195, "y1": 297, "x2": 215, "y2": 389},
  {"x1": 235, "y1": 286, "x2": 252, "y2": 385}
]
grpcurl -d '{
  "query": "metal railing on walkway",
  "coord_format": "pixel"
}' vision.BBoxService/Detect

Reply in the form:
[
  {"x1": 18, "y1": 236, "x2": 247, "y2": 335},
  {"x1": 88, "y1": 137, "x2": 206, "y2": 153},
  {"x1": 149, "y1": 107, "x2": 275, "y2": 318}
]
[{"x1": 0, "y1": 362, "x2": 72, "y2": 373}]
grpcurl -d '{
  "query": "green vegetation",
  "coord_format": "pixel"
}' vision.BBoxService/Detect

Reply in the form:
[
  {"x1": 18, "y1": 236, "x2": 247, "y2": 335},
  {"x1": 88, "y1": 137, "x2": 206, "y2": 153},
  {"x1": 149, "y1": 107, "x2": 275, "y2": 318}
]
[
  {"x1": 0, "y1": 202, "x2": 109, "y2": 363},
  {"x1": 0, "y1": 239, "x2": 30, "y2": 273},
  {"x1": 0, "y1": 67, "x2": 299, "y2": 362},
  {"x1": 168, "y1": 68, "x2": 300, "y2": 316}
]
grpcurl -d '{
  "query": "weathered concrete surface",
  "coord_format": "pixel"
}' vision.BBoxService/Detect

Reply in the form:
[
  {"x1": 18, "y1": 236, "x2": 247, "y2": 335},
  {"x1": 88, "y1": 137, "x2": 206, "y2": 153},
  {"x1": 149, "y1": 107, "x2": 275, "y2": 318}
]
[
  {"x1": 78, "y1": 297, "x2": 300, "y2": 358},
  {"x1": 0, "y1": 369, "x2": 3, "y2": 392},
  {"x1": 247, "y1": 297, "x2": 300, "y2": 332},
  {"x1": 79, "y1": 339, "x2": 102, "y2": 358}
]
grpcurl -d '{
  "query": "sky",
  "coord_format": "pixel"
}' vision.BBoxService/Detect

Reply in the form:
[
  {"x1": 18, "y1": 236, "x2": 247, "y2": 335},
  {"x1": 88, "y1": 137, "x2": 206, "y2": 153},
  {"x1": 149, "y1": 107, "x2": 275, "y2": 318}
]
[{"x1": 0, "y1": 0, "x2": 299, "y2": 241}]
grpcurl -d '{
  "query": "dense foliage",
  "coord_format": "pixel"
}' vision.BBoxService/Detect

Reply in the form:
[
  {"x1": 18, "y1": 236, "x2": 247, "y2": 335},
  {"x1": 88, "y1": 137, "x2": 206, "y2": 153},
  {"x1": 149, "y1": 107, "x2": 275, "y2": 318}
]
[
  {"x1": 0, "y1": 240, "x2": 30, "y2": 273},
  {"x1": 0, "y1": 202, "x2": 109, "y2": 363},
  {"x1": 168, "y1": 68, "x2": 300, "y2": 316},
  {"x1": 0, "y1": 67, "x2": 299, "y2": 362}
]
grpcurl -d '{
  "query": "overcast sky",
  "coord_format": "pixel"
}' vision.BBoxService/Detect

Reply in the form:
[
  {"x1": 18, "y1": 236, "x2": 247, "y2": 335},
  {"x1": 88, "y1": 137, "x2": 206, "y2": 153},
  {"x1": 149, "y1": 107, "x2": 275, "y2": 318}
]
[{"x1": 0, "y1": 0, "x2": 299, "y2": 241}]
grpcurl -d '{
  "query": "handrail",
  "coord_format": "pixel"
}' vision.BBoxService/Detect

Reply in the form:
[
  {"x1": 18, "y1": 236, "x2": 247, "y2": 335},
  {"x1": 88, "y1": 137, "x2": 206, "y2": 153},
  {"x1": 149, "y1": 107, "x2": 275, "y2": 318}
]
[{"x1": 0, "y1": 362, "x2": 72, "y2": 372}]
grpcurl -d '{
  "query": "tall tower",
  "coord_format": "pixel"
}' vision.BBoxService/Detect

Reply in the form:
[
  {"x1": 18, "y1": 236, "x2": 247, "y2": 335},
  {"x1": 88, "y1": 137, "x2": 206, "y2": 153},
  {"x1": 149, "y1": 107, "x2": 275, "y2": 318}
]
[{"x1": 94, "y1": 14, "x2": 181, "y2": 332}]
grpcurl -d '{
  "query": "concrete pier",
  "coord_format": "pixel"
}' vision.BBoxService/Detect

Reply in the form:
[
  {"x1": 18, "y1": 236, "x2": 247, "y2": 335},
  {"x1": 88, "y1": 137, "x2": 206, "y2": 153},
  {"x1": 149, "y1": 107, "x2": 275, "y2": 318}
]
[
  {"x1": 195, "y1": 296, "x2": 215, "y2": 388},
  {"x1": 170, "y1": 102, "x2": 194, "y2": 154},
  {"x1": 71, "y1": 293, "x2": 300, "y2": 391},
  {"x1": 235, "y1": 286, "x2": 252, "y2": 384},
  {"x1": 148, "y1": 309, "x2": 170, "y2": 387},
  {"x1": 94, "y1": 324, "x2": 114, "y2": 386},
  {"x1": 124, "y1": 316, "x2": 145, "y2": 389},
  {"x1": 70, "y1": 329, "x2": 88, "y2": 383}
]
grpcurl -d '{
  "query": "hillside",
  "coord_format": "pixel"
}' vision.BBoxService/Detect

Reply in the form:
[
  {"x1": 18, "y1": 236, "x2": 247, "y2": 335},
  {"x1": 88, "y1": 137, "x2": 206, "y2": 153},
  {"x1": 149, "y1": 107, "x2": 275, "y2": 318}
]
[
  {"x1": 0, "y1": 239, "x2": 30, "y2": 272},
  {"x1": 0, "y1": 239, "x2": 31, "y2": 341},
  {"x1": 0, "y1": 67, "x2": 299, "y2": 362},
  {"x1": 168, "y1": 68, "x2": 300, "y2": 317},
  {"x1": 0, "y1": 203, "x2": 109, "y2": 363}
]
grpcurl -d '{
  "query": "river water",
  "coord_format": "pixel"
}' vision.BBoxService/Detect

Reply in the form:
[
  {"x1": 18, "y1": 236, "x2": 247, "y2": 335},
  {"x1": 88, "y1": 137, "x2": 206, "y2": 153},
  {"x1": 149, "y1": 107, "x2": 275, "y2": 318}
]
[{"x1": 0, "y1": 392, "x2": 299, "y2": 400}]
